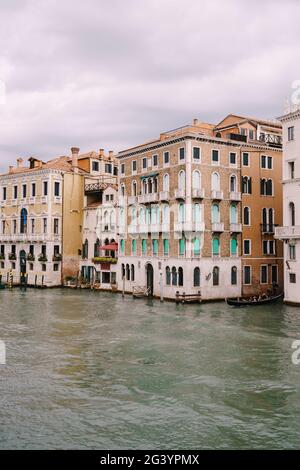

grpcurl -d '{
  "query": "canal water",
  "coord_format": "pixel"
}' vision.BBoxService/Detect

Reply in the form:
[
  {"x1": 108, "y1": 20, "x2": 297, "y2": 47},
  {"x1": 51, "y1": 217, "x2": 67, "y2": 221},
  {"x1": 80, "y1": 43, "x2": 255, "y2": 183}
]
[{"x1": 0, "y1": 289, "x2": 300, "y2": 449}]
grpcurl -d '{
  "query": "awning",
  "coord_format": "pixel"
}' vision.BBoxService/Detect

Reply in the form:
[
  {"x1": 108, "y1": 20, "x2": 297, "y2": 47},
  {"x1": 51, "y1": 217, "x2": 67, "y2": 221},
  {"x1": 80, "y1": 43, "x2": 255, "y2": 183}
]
[
  {"x1": 140, "y1": 172, "x2": 159, "y2": 180},
  {"x1": 99, "y1": 243, "x2": 118, "y2": 251}
]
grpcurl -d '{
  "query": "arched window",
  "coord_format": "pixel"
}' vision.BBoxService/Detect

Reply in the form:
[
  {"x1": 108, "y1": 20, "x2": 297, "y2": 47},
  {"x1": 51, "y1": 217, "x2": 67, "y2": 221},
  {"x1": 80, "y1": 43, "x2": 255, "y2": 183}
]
[
  {"x1": 20, "y1": 208, "x2": 28, "y2": 234},
  {"x1": 131, "y1": 264, "x2": 135, "y2": 281},
  {"x1": 193, "y1": 267, "x2": 200, "y2": 287},
  {"x1": 212, "y1": 237, "x2": 220, "y2": 256},
  {"x1": 211, "y1": 204, "x2": 220, "y2": 223},
  {"x1": 126, "y1": 264, "x2": 130, "y2": 280},
  {"x1": 231, "y1": 266, "x2": 237, "y2": 285},
  {"x1": 230, "y1": 174, "x2": 237, "y2": 192},
  {"x1": 269, "y1": 208, "x2": 274, "y2": 230},
  {"x1": 131, "y1": 207, "x2": 137, "y2": 226},
  {"x1": 213, "y1": 266, "x2": 219, "y2": 286},
  {"x1": 119, "y1": 208, "x2": 124, "y2": 227},
  {"x1": 151, "y1": 205, "x2": 159, "y2": 224},
  {"x1": 166, "y1": 266, "x2": 171, "y2": 285},
  {"x1": 266, "y1": 179, "x2": 273, "y2": 196},
  {"x1": 290, "y1": 202, "x2": 295, "y2": 226},
  {"x1": 163, "y1": 174, "x2": 169, "y2": 192},
  {"x1": 243, "y1": 207, "x2": 250, "y2": 225},
  {"x1": 143, "y1": 179, "x2": 147, "y2": 195},
  {"x1": 132, "y1": 181, "x2": 137, "y2": 196},
  {"x1": 178, "y1": 267, "x2": 183, "y2": 286},
  {"x1": 172, "y1": 267, "x2": 177, "y2": 286},
  {"x1": 162, "y1": 205, "x2": 169, "y2": 223},
  {"x1": 94, "y1": 238, "x2": 100, "y2": 257},
  {"x1": 193, "y1": 203, "x2": 201, "y2": 223},
  {"x1": 121, "y1": 184, "x2": 125, "y2": 196},
  {"x1": 192, "y1": 170, "x2": 201, "y2": 190},
  {"x1": 120, "y1": 239, "x2": 125, "y2": 255},
  {"x1": 82, "y1": 239, "x2": 88, "y2": 259},
  {"x1": 242, "y1": 176, "x2": 252, "y2": 194},
  {"x1": 121, "y1": 263, "x2": 125, "y2": 278},
  {"x1": 230, "y1": 204, "x2": 238, "y2": 224},
  {"x1": 193, "y1": 237, "x2": 201, "y2": 256},
  {"x1": 140, "y1": 207, "x2": 145, "y2": 225},
  {"x1": 163, "y1": 239, "x2": 169, "y2": 256},
  {"x1": 231, "y1": 237, "x2": 238, "y2": 256},
  {"x1": 146, "y1": 207, "x2": 151, "y2": 224},
  {"x1": 152, "y1": 239, "x2": 158, "y2": 256},
  {"x1": 141, "y1": 238, "x2": 147, "y2": 255},
  {"x1": 212, "y1": 172, "x2": 220, "y2": 191},
  {"x1": 179, "y1": 238, "x2": 185, "y2": 256},
  {"x1": 178, "y1": 170, "x2": 186, "y2": 190},
  {"x1": 132, "y1": 239, "x2": 137, "y2": 255},
  {"x1": 178, "y1": 203, "x2": 185, "y2": 223},
  {"x1": 153, "y1": 177, "x2": 158, "y2": 193}
]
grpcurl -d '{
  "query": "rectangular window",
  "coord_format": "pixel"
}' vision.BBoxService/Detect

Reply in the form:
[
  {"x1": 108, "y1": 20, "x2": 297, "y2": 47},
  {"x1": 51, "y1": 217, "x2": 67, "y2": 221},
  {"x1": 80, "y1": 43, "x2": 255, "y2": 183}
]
[
  {"x1": 242, "y1": 152, "x2": 249, "y2": 166},
  {"x1": 43, "y1": 181, "x2": 48, "y2": 196},
  {"x1": 241, "y1": 128, "x2": 247, "y2": 136},
  {"x1": 288, "y1": 161, "x2": 295, "y2": 179},
  {"x1": 163, "y1": 152, "x2": 169, "y2": 165},
  {"x1": 2, "y1": 187, "x2": 7, "y2": 201},
  {"x1": 152, "y1": 154, "x2": 158, "y2": 167},
  {"x1": 132, "y1": 160, "x2": 137, "y2": 173},
  {"x1": 152, "y1": 239, "x2": 158, "y2": 256},
  {"x1": 260, "y1": 265, "x2": 268, "y2": 284},
  {"x1": 54, "y1": 218, "x2": 59, "y2": 234},
  {"x1": 229, "y1": 152, "x2": 236, "y2": 165},
  {"x1": 261, "y1": 155, "x2": 266, "y2": 168},
  {"x1": 243, "y1": 239, "x2": 251, "y2": 255},
  {"x1": 105, "y1": 163, "x2": 112, "y2": 174},
  {"x1": 31, "y1": 218, "x2": 35, "y2": 234},
  {"x1": 179, "y1": 147, "x2": 185, "y2": 160},
  {"x1": 53, "y1": 263, "x2": 59, "y2": 271},
  {"x1": 92, "y1": 161, "x2": 99, "y2": 171},
  {"x1": 13, "y1": 220, "x2": 17, "y2": 234},
  {"x1": 54, "y1": 245, "x2": 60, "y2": 256},
  {"x1": 249, "y1": 129, "x2": 254, "y2": 140},
  {"x1": 142, "y1": 157, "x2": 147, "y2": 169},
  {"x1": 212, "y1": 149, "x2": 219, "y2": 164},
  {"x1": 0, "y1": 244, "x2": 4, "y2": 256},
  {"x1": 14, "y1": 185, "x2": 18, "y2": 199},
  {"x1": 289, "y1": 244, "x2": 296, "y2": 260},
  {"x1": 289, "y1": 273, "x2": 296, "y2": 283},
  {"x1": 272, "y1": 265, "x2": 278, "y2": 283},
  {"x1": 31, "y1": 183, "x2": 36, "y2": 197},
  {"x1": 41, "y1": 245, "x2": 47, "y2": 256},
  {"x1": 54, "y1": 182, "x2": 60, "y2": 196},
  {"x1": 22, "y1": 184, "x2": 27, "y2": 198},
  {"x1": 288, "y1": 126, "x2": 294, "y2": 141},
  {"x1": 267, "y1": 156, "x2": 273, "y2": 169},
  {"x1": 43, "y1": 218, "x2": 47, "y2": 234},
  {"x1": 121, "y1": 163, "x2": 125, "y2": 175},
  {"x1": 29, "y1": 245, "x2": 34, "y2": 256},
  {"x1": 193, "y1": 147, "x2": 200, "y2": 161},
  {"x1": 244, "y1": 266, "x2": 251, "y2": 285}
]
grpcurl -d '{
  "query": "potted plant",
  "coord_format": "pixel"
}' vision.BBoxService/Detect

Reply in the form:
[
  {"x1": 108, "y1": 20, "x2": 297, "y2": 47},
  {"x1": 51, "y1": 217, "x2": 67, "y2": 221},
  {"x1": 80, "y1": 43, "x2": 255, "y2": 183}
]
[
  {"x1": 8, "y1": 253, "x2": 16, "y2": 260},
  {"x1": 38, "y1": 254, "x2": 48, "y2": 262}
]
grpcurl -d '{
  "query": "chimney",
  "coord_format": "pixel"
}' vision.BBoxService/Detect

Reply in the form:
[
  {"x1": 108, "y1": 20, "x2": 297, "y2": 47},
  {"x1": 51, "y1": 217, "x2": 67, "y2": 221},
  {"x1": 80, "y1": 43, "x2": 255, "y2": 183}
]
[
  {"x1": 193, "y1": 118, "x2": 199, "y2": 126},
  {"x1": 99, "y1": 148, "x2": 104, "y2": 158},
  {"x1": 71, "y1": 147, "x2": 80, "y2": 173},
  {"x1": 16, "y1": 157, "x2": 23, "y2": 168},
  {"x1": 108, "y1": 150, "x2": 114, "y2": 160},
  {"x1": 9, "y1": 165, "x2": 13, "y2": 173}
]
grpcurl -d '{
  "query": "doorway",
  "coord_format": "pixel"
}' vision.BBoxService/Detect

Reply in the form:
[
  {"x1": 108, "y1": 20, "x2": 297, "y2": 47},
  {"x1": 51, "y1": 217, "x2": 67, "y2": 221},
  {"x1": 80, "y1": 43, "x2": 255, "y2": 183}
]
[{"x1": 146, "y1": 263, "x2": 154, "y2": 296}]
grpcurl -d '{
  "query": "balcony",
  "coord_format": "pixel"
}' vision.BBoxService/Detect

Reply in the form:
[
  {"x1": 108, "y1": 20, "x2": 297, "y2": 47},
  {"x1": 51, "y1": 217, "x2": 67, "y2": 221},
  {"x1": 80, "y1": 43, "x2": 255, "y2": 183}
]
[
  {"x1": 229, "y1": 191, "x2": 241, "y2": 201},
  {"x1": 174, "y1": 221, "x2": 205, "y2": 233},
  {"x1": 230, "y1": 223, "x2": 242, "y2": 233},
  {"x1": 138, "y1": 193, "x2": 158, "y2": 204},
  {"x1": 161, "y1": 223, "x2": 170, "y2": 233},
  {"x1": 139, "y1": 224, "x2": 149, "y2": 234},
  {"x1": 261, "y1": 224, "x2": 275, "y2": 234},
  {"x1": 52, "y1": 253, "x2": 62, "y2": 262},
  {"x1": 159, "y1": 191, "x2": 169, "y2": 201},
  {"x1": 29, "y1": 197, "x2": 35, "y2": 205},
  {"x1": 192, "y1": 188, "x2": 205, "y2": 199},
  {"x1": 174, "y1": 189, "x2": 185, "y2": 199},
  {"x1": 128, "y1": 225, "x2": 139, "y2": 235},
  {"x1": 54, "y1": 196, "x2": 62, "y2": 204},
  {"x1": 128, "y1": 196, "x2": 137, "y2": 205},
  {"x1": 212, "y1": 222, "x2": 224, "y2": 232},
  {"x1": 227, "y1": 132, "x2": 247, "y2": 143},
  {"x1": 150, "y1": 224, "x2": 161, "y2": 233},
  {"x1": 41, "y1": 196, "x2": 48, "y2": 204},
  {"x1": 38, "y1": 254, "x2": 48, "y2": 262},
  {"x1": 275, "y1": 226, "x2": 300, "y2": 240},
  {"x1": 211, "y1": 190, "x2": 223, "y2": 200},
  {"x1": 259, "y1": 133, "x2": 282, "y2": 148}
]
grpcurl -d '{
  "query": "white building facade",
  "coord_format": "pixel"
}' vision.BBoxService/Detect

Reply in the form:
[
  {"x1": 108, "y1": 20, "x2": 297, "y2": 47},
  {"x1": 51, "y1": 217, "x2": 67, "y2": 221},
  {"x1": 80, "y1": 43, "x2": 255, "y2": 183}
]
[{"x1": 275, "y1": 108, "x2": 300, "y2": 304}]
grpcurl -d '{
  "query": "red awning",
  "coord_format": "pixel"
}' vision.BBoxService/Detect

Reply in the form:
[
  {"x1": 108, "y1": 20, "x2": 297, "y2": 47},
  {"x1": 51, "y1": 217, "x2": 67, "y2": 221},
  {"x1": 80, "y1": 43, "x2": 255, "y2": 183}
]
[{"x1": 99, "y1": 243, "x2": 118, "y2": 251}]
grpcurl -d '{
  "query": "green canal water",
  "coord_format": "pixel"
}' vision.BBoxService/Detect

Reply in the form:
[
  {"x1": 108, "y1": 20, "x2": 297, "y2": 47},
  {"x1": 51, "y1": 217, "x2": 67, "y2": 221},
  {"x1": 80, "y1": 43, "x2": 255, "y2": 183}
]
[{"x1": 0, "y1": 289, "x2": 300, "y2": 449}]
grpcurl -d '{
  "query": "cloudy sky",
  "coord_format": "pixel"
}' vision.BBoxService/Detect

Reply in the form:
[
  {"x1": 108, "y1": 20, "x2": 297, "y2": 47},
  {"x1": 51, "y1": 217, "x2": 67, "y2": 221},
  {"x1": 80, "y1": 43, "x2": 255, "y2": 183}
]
[{"x1": 0, "y1": 0, "x2": 299, "y2": 170}]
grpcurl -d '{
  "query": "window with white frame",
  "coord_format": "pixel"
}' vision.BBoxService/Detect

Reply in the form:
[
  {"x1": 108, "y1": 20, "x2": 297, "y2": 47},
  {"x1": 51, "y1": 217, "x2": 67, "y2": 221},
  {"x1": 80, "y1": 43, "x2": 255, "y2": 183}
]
[{"x1": 243, "y1": 239, "x2": 251, "y2": 255}]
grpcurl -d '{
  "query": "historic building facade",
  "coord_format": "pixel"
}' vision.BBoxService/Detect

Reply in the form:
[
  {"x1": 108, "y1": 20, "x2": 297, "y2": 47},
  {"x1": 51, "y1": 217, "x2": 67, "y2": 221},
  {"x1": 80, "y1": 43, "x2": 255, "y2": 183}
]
[
  {"x1": 275, "y1": 108, "x2": 300, "y2": 304},
  {"x1": 117, "y1": 120, "x2": 243, "y2": 300},
  {"x1": 80, "y1": 150, "x2": 119, "y2": 289}
]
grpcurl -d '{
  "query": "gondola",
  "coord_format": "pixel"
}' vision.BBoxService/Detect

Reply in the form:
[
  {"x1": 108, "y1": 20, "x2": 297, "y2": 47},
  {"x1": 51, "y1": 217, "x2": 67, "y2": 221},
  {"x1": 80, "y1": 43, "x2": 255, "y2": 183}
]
[{"x1": 226, "y1": 292, "x2": 283, "y2": 307}]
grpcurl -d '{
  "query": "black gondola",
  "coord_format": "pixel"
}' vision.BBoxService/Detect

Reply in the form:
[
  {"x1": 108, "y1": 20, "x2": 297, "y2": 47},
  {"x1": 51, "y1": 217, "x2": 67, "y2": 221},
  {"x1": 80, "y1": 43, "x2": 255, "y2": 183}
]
[{"x1": 226, "y1": 293, "x2": 283, "y2": 307}]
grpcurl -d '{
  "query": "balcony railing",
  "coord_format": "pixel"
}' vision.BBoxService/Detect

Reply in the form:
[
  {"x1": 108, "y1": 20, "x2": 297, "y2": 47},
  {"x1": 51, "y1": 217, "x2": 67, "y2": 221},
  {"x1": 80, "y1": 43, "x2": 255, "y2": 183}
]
[
  {"x1": 174, "y1": 189, "x2": 185, "y2": 199},
  {"x1": 229, "y1": 191, "x2": 241, "y2": 201},
  {"x1": 230, "y1": 223, "x2": 242, "y2": 233},
  {"x1": 211, "y1": 190, "x2": 223, "y2": 200},
  {"x1": 128, "y1": 196, "x2": 137, "y2": 205},
  {"x1": 275, "y1": 226, "x2": 300, "y2": 239},
  {"x1": 138, "y1": 193, "x2": 158, "y2": 204},
  {"x1": 212, "y1": 222, "x2": 224, "y2": 232},
  {"x1": 192, "y1": 189, "x2": 205, "y2": 199},
  {"x1": 261, "y1": 224, "x2": 275, "y2": 234},
  {"x1": 259, "y1": 133, "x2": 282, "y2": 148},
  {"x1": 0, "y1": 234, "x2": 61, "y2": 242},
  {"x1": 174, "y1": 222, "x2": 205, "y2": 233},
  {"x1": 159, "y1": 191, "x2": 169, "y2": 201}
]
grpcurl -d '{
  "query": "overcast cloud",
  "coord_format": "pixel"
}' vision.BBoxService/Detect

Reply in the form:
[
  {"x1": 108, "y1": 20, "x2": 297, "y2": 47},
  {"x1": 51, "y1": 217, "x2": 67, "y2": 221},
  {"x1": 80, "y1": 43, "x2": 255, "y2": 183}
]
[{"x1": 0, "y1": 0, "x2": 299, "y2": 170}]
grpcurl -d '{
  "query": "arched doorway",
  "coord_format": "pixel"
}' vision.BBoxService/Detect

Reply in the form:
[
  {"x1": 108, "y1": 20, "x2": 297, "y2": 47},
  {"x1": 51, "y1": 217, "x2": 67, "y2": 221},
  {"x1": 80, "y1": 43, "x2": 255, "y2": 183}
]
[
  {"x1": 146, "y1": 263, "x2": 154, "y2": 296},
  {"x1": 19, "y1": 250, "x2": 27, "y2": 285}
]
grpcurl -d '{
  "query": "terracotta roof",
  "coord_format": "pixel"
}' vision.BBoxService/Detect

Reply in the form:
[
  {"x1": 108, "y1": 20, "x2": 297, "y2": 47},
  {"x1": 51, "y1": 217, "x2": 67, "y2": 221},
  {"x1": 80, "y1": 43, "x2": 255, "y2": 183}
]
[
  {"x1": 215, "y1": 113, "x2": 282, "y2": 130},
  {"x1": 1, "y1": 155, "x2": 88, "y2": 177}
]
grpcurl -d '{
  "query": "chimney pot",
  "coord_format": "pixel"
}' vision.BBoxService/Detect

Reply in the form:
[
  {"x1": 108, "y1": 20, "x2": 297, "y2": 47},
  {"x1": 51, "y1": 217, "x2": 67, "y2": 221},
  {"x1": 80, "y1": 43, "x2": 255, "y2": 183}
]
[
  {"x1": 16, "y1": 157, "x2": 24, "y2": 168},
  {"x1": 193, "y1": 118, "x2": 199, "y2": 125},
  {"x1": 108, "y1": 150, "x2": 114, "y2": 159},
  {"x1": 71, "y1": 147, "x2": 80, "y2": 173},
  {"x1": 99, "y1": 148, "x2": 105, "y2": 157}
]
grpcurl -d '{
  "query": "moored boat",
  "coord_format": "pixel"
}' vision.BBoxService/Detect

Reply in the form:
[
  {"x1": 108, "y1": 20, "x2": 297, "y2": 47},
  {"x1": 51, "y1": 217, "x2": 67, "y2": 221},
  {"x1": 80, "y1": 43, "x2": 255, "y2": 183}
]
[{"x1": 226, "y1": 293, "x2": 283, "y2": 307}]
